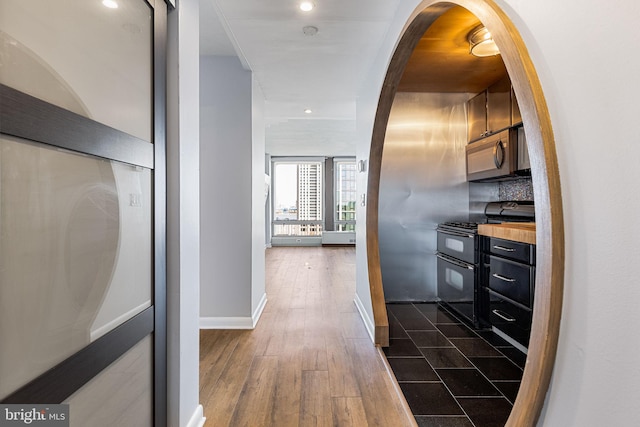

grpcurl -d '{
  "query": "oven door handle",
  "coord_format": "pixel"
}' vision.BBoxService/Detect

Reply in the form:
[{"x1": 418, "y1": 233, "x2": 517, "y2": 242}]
[
  {"x1": 436, "y1": 228, "x2": 475, "y2": 239},
  {"x1": 493, "y1": 245, "x2": 516, "y2": 252},
  {"x1": 437, "y1": 253, "x2": 474, "y2": 270}
]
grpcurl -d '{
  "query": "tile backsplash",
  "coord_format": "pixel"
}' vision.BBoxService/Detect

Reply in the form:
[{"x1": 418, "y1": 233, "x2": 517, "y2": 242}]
[{"x1": 499, "y1": 177, "x2": 534, "y2": 201}]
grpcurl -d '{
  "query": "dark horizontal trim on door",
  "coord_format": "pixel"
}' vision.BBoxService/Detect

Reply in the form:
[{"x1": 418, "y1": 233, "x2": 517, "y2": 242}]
[
  {"x1": 0, "y1": 84, "x2": 154, "y2": 169},
  {"x1": 1, "y1": 307, "x2": 154, "y2": 404}
]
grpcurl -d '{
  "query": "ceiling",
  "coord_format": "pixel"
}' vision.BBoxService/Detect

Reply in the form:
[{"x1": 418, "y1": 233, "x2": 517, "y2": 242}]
[
  {"x1": 199, "y1": 2, "x2": 507, "y2": 156},
  {"x1": 398, "y1": 6, "x2": 507, "y2": 93}
]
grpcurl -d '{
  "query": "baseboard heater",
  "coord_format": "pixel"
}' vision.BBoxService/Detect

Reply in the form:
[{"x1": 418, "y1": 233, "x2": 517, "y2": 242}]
[{"x1": 321, "y1": 231, "x2": 356, "y2": 245}]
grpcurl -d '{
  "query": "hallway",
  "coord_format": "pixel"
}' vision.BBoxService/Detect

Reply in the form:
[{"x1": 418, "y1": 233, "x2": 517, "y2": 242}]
[{"x1": 199, "y1": 246, "x2": 415, "y2": 426}]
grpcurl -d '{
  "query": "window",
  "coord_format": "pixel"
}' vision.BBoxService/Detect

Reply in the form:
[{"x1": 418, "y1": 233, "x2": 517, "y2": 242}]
[
  {"x1": 272, "y1": 161, "x2": 323, "y2": 237},
  {"x1": 335, "y1": 160, "x2": 357, "y2": 231}
]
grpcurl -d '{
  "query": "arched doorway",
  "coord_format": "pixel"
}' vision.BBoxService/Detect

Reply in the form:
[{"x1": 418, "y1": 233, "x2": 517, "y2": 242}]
[{"x1": 366, "y1": 1, "x2": 564, "y2": 424}]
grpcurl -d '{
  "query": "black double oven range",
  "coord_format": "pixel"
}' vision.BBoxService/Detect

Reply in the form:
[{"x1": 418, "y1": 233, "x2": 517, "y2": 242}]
[{"x1": 436, "y1": 201, "x2": 534, "y2": 329}]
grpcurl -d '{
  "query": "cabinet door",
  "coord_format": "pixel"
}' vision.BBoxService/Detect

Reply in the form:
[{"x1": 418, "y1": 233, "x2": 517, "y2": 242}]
[
  {"x1": 467, "y1": 91, "x2": 487, "y2": 142},
  {"x1": 487, "y1": 75, "x2": 512, "y2": 133},
  {"x1": 511, "y1": 86, "x2": 522, "y2": 125}
]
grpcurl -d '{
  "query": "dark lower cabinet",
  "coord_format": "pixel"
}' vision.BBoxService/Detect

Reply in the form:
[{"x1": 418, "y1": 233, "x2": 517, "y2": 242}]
[
  {"x1": 480, "y1": 236, "x2": 535, "y2": 348},
  {"x1": 486, "y1": 289, "x2": 532, "y2": 347}
]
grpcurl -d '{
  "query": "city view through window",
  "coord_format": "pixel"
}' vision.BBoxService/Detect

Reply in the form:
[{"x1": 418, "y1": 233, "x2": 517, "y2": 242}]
[
  {"x1": 335, "y1": 161, "x2": 357, "y2": 231},
  {"x1": 273, "y1": 162, "x2": 323, "y2": 236},
  {"x1": 272, "y1": 160, "x2": 357, "y2": 237}
]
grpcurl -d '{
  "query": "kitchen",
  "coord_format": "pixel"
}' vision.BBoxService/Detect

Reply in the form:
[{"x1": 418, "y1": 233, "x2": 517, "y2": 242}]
[{"x1": 369, "y1": 5, "x2": 557, "y2": 425}]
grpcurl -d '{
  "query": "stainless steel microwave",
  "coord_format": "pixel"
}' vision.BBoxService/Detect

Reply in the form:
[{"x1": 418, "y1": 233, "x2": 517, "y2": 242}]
[{"x1": 466, "y1": 127, "x2": 530, "y2": 181}]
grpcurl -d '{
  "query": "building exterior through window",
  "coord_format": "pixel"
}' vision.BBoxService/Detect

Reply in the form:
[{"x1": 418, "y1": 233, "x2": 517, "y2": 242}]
[
  {"x1": 272, "y1": 161, "x2": 324, "y2": 237},
  {"x1": 297, "y1": 163, "x2": 323, "y2": 235},
  {"x1": 271, "y1": 158, "x2": 356, "y2": 243},
  {"x1": 335, "y1": 161, "x2": 357, "y2": 232}
]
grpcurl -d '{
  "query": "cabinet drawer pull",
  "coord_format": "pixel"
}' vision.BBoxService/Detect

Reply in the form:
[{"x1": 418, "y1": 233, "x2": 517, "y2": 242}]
[
  {"x1": 493, "y1": 245, "x2": 515, "y2": 252},
  {"x1": 492, "y1": 273, "x2": 516, "y2": 283},
  {"x1": 492, "y1": 309, "x2": 516, "y2": 322}
]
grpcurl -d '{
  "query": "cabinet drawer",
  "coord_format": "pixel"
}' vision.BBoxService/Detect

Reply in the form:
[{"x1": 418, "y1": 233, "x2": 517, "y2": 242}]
[
  {"x1": 488, "y1": 255, "x2": 534, "y2": 307},
  {"x1": 487, "y1": 237, "x2": 534, "y2": 264},
  {"x1": 487, "y1": 289, "x2": 532, "y2": 347}
]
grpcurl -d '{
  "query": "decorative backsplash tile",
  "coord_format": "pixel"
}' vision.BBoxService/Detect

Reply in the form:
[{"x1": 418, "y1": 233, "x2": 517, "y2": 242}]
[{"x1": 499, "y1": 178, "x2": 534, "y2": 201}]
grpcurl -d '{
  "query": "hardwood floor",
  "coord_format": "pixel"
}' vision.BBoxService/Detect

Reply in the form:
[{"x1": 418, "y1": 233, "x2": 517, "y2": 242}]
[{"x1": 200, "y1": 246, "x2": 416, "y2": 427}]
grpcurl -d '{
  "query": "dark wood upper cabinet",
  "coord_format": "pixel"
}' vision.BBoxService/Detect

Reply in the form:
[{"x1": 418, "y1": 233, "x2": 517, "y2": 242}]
[
  {"x1": 468, "y1": 74, "x2": 517, "y2": 143},
  {"x1": 467, "y1": 91, "x2": 487, "y2": 142},
  {"x1": 511, "y1": 86, "x2": 522, "y2": 125},
  {"x1": 487, "y1": 75, "x2": 512, "y2": 134}
]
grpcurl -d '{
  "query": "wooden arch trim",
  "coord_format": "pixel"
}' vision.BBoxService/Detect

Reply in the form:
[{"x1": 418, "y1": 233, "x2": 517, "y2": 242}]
[{"x1": 365, "y1": 1, "x2": 565, "y2": 425}]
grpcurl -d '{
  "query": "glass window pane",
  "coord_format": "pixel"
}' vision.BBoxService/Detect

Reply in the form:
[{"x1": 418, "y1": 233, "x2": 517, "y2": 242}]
[
  {"x1": 273, "y1": 223, "x2": 323, "y2": 236},
  {"x1": 335, "y1": 161, "x2": 357, "y2": 225},
  {"x1": 0, "y1": 0, "x2": 152, "y2": 141},
  {"x1": 272, "y1": 161, "x2": 323, "y2": 237},
  {"x1": 273, "y1": 163, "x2": 298, "y2": 221},
  {"x1": 0, "y1": 135, "x2": 152, "y2": 399}
]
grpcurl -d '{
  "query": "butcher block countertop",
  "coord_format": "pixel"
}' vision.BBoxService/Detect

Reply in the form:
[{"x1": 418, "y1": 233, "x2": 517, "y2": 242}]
[{"x1": 478, "y1": 222, "x2": 536, "y2": 245}]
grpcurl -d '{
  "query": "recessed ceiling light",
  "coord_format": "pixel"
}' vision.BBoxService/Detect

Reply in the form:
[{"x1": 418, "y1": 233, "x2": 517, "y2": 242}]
[
  {"x1": 304, "y1": 109, "x2": 313, "y2": 114},
  {"x1": 299, "y1": 2, "x2": 314, "y2": 12},
  {"x1": 102, "y1": 0, "x2": 118, "y2": 9}
]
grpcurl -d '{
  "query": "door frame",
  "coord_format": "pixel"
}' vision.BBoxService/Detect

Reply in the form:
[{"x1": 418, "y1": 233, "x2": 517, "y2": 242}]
[{"x1": 365, "y1": 1, "x2": 564, "y2": 426}]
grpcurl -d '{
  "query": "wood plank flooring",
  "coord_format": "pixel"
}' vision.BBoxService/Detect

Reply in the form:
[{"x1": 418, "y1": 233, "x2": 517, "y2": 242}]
[{"x1": 200, "y1": 246, "x2": 416, "y2": 427}]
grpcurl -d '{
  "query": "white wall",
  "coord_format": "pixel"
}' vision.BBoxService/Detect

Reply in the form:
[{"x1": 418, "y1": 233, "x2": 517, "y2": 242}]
[
  {"x1": 354, "y1": 0, "x2": 640, "y2": 424},
  {"x1": 167, "y1": 0, "x2": 204, "y2": 426},
  {"x1": 503, "y1": 1, "x2": 640, "y2": 425},
  {"x1": 199, "y1": 55, "x2": 266, "y2": 326},
  {"x1": 354, "y1": 0, "x2": 425, "y2": 345},
  {"x1": 251, "y1": 77, "x2": 267, "y2": 316}
]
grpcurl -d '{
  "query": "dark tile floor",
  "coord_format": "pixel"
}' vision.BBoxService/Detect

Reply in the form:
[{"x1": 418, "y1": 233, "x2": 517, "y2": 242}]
[{"x1": 384, "y1": 303, "x2": 526, "y2": 427}]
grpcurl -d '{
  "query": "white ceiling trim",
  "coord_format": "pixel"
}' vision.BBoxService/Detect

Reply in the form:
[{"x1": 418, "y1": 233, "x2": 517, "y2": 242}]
[{"x1": 209, "y1": 0, "x2": 251, "y2": 70}]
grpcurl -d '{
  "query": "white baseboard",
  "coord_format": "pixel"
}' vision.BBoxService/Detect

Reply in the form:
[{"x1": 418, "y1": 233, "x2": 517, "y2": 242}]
[
  {"x1": 252, "y1": 293, "x2": 268, "y2": 327},
  {"x1": 200, "y1": 316, "x2": 254, "y2": 329},
  {"x1": 199, "y1": 293, "x2": 267, "y2": 330},
  {"x1": 186, "y1": 404, "x2": 206, "y2": 427},
  {"x1": 354, "y1": 293, "x2": 375, "y2": 343}
]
